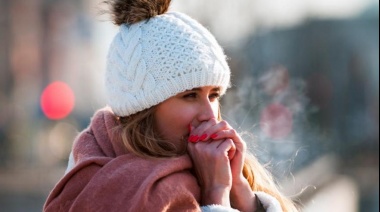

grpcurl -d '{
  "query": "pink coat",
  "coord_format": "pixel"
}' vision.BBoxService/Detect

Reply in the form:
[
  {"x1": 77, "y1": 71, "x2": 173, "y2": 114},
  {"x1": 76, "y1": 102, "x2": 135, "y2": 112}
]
[{"x1": 44, "y1": 108, "x2": 202, "y2": 211}]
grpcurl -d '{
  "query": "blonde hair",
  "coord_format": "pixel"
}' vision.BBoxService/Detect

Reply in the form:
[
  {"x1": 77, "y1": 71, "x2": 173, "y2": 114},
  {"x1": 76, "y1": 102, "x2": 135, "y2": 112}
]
[
  {"x1": 243, "y1": 154, "x2": 299, "y2": 211},
  {"x1": 117, "y1": 107, "x2": 186, "y2": 158},
  {"x1": 116, "y1": 106, "x2": 299, "y2": 211}
]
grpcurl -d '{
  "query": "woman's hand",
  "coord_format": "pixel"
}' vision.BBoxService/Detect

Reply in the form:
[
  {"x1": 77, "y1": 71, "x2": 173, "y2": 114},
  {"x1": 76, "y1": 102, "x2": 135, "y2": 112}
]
[
  {"x1": 187, "y1": 118, "x2": 258, "y2": 211},
  {"x1": 187, "y1": 138, "x2": 235, "y2": 206},
  {"x1": 187, "y1": 119, "x2": 236, "y2": 206}
]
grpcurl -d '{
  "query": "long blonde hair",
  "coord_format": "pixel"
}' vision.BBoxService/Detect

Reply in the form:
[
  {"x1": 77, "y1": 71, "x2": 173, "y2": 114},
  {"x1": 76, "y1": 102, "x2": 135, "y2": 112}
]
[{"x1": 116, "y1": 106, "x2": 299, "y2": 211}]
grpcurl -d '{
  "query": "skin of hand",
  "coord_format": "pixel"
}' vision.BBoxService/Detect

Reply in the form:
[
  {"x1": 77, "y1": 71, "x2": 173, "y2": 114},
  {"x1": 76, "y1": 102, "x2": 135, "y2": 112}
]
[
  {"x1": 187, "y1": 136, "x2": 235, "y2": 206},
  {"x1": 187, "y1": 119, "x2": 258, "y2": 212}
]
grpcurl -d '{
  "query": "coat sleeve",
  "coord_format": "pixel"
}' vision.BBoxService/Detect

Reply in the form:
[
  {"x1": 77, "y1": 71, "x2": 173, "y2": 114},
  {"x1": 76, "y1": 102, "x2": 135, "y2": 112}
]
[
  {"x1": 200, "y1": 192, "x2": 283, "y2": 212},
  {"x1": 255, "y1": 192, "x2": 283, "y2": 212},
  {"x1": 201, "y1": 205, "x2": 240, "y2": 212}
]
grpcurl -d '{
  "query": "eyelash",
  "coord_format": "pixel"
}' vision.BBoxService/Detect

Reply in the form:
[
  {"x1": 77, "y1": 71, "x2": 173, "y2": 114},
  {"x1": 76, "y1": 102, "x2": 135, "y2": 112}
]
[{"x1": 210, "y1": 93, "x2": 221, "y2": 100}]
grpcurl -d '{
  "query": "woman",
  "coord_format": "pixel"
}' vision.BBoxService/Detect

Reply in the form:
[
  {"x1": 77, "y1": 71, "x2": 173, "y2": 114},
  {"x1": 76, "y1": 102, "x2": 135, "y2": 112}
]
[{"x1": 44, "y1": 0, "x2": 299, "y2": 211}]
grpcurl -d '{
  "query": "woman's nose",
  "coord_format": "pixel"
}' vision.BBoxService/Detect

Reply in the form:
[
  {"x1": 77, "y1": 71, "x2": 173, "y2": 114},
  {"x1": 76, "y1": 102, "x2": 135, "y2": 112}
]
[{"x1": 197, "y1": 100, "x2": 218, "y2": 122}]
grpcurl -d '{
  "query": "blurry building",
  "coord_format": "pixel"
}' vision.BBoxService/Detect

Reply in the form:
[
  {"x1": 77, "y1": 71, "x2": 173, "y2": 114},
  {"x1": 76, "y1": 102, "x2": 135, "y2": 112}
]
[{"x1": 0, "y1": 0, "x2": 105, "y2": 210}]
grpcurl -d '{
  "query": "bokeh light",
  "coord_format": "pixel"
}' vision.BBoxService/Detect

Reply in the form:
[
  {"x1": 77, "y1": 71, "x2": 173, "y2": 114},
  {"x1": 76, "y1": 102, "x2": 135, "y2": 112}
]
[{"x1": 40, "y1": 81, "x2": 75, "y2": 120}]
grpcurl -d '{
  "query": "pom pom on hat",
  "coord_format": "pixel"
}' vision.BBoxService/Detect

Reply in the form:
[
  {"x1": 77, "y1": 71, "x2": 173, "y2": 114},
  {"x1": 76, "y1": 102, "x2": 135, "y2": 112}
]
[
  {"x1": 105, "y1": 0, "x2": 231, "y2": 117},
  {"x1": 105, "y1": 0, "x2": 172, "y2": 25}
]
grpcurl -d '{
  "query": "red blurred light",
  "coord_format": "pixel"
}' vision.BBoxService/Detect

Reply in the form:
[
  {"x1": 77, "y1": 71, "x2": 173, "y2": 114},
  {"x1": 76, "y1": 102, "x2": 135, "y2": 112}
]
[
  {"x1": 260, "y1": 103, "x2": 293, "y2": 139},
  {"x1": 40, "y1": 81, "x2": 75, "y2": 120}
]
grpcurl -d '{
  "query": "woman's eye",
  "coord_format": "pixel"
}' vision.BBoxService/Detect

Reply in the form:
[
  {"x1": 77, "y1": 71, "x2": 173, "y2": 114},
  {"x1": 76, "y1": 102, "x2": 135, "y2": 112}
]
[
  {"x1": 184, "y1": 93, "x2": 197, "y2": 98},
  {"x1": 209, "y1": 93, "x2": 220, "y2": 100}
]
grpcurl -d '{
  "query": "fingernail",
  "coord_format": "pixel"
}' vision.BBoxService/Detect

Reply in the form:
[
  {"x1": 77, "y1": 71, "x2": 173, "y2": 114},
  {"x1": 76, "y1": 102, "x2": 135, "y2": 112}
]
[
  {"x1": 191, "y1": 135, "x2": 199, "y2": 143},
  {"x1": 211, "y1": 134, "x2": 218, "y2": 139},
  {"x1": 200, "y1": 134, "x2": 208, "y2": 141}
]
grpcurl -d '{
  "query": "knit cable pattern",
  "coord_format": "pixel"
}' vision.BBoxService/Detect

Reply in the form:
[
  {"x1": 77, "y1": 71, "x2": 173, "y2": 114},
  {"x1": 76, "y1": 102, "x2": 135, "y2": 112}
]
[{"x1": 106, "y1": 12, "x2": 231, "y2": 117}]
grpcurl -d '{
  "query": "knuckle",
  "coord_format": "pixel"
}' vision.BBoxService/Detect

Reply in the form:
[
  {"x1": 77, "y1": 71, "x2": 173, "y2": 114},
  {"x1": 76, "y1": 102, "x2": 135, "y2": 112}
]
[
  {"x1": 209, "y1": 118, "x2": 218, "y2": 125},
  {"x1": 230, "y1": 129, "x2": 237, "y2": 135},
  {"x1": 220, "y1": 120, "x2": 228, "y2": 128}
]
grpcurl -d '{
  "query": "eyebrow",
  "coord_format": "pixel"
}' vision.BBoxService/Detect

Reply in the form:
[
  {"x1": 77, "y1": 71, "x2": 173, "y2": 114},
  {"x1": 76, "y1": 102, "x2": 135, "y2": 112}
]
[{"x1": 188, "y1": 87, "x2": 221, "y2": 92}]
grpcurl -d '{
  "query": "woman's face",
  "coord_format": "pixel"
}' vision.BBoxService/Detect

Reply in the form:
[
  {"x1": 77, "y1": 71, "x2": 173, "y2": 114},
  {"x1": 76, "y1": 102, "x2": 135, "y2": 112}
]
[{"x1": 154, "y1": 86, "x2": 221, "y2": 148}]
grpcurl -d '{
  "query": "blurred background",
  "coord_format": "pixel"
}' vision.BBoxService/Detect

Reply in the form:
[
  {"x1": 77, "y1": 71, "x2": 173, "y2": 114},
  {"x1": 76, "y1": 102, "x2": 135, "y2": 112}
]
[{"x1": 0, "y1": 0, "x2": 378, "y2": 211}]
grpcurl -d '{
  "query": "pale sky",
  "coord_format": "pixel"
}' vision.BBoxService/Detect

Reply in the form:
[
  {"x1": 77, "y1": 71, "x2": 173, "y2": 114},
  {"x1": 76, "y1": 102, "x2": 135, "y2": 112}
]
[
  {"x1": 171, "y1": 0, "x2": 379, "y2": 43},
  {"x1": 89, "y1": 0, "x2": 379, "y2": 50}
]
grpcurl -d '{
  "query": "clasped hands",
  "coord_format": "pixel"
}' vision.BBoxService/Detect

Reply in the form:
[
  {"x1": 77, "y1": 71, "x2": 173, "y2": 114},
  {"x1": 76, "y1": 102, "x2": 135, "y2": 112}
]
[{"x1": 187, "y1": 118, "x2": 258, "y2": 212}]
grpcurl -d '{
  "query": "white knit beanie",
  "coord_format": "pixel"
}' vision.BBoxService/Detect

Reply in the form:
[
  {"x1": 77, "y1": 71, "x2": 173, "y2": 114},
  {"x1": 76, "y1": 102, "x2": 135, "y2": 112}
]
[{"x1": 105, "y1": 1, "x2": 231, "y2": 117}]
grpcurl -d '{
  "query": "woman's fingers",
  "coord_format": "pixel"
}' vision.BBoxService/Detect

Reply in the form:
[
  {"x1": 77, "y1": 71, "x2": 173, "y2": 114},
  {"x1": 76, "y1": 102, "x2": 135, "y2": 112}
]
[
  {"x1": 189, "y1": 120, "x2": 230, "y2": 143},
  {"x1": 209, "y1": 129, "x2": 246, "y2": 155},
  {"x1": 189, "y1": 120, "x2": 247, "y2": 161},
  {"x1": 189, "y1": 118, "x2": 218, "y2": 142},
  {"x1": 216, "y1": 138, "x2": 236, "y2": 160},
  {"x1": 188, "y1": 138, "x2": 230, "y2": 158},
  {"x1": 201, "y1": 120, "x2": 230, "y2": 141},
  {"x1": 188, "y1": 119, "x2": 251, "y2": 209},
  {"x1": 187, "y1": 139, "x2": 234, "y2": 189}
]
